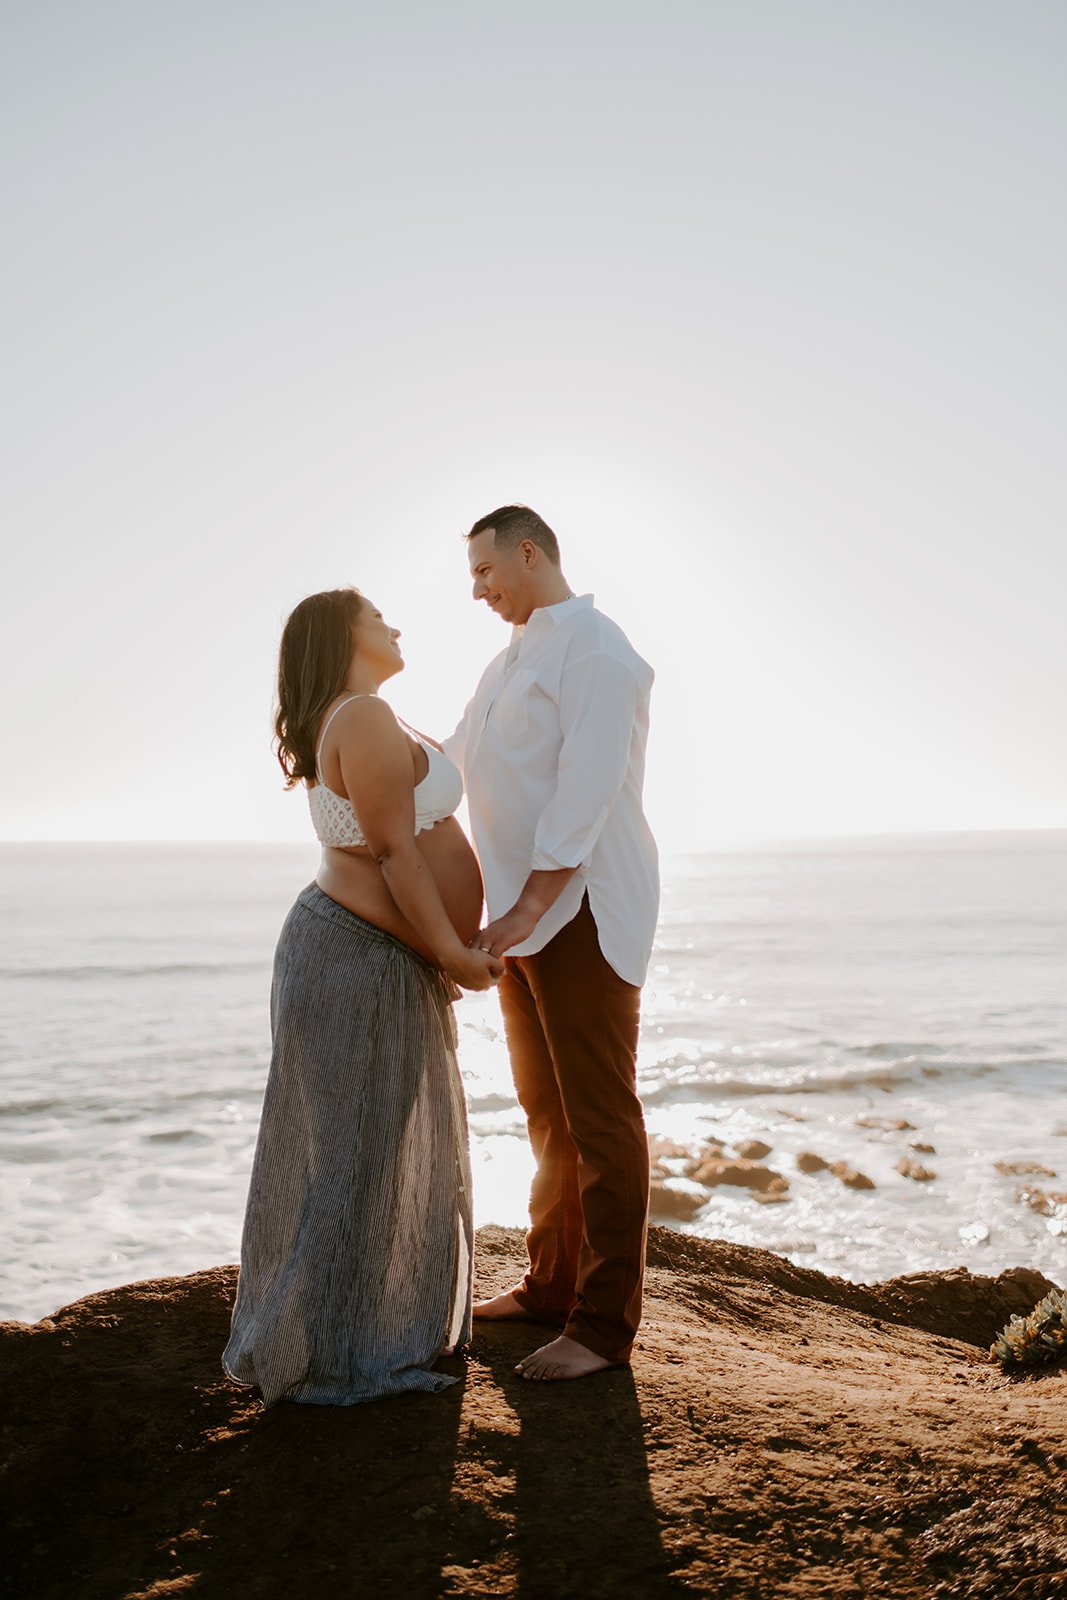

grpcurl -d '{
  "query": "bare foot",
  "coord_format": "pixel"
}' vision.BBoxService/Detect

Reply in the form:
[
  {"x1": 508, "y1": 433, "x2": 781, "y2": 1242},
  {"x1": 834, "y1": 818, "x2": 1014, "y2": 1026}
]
[
  {"x1": 515, "y1": 1335, "x2": 619, "y2": 1382},
  {"x1": 472, "y1": 1290, "x2": 534, "y2": 1321}
]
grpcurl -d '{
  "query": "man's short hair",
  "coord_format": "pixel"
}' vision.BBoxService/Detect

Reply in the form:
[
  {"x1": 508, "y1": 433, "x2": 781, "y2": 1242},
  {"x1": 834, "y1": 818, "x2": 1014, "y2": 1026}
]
[{"x1": 466, "y1": 505, "x2": 561, "y2": 566}]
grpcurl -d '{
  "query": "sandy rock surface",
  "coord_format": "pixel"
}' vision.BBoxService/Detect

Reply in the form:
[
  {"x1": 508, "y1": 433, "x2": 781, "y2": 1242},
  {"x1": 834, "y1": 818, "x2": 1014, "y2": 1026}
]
[{"x1": 3, "y1": 1227, "x2": 1066, "y2": 1600}]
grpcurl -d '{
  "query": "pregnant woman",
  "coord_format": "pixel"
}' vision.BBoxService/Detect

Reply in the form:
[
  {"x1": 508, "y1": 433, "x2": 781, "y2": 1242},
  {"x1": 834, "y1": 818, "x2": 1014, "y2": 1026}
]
[{"x1": 223, "y1": 587, "x2": 502, "y2": 1406}]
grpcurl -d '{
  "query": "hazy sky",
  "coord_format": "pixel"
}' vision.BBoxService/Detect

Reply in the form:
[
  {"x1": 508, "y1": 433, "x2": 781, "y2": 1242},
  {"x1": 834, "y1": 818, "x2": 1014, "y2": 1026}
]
[{"x1": 3, "y1": 2, "x2": 1064, "y2": 848}]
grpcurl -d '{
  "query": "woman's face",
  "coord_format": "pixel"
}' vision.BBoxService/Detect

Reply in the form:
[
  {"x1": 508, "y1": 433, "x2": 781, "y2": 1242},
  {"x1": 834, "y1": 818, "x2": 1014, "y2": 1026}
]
[{"x1": 353, "y1": 601, "x2": 404, "y2": 681}]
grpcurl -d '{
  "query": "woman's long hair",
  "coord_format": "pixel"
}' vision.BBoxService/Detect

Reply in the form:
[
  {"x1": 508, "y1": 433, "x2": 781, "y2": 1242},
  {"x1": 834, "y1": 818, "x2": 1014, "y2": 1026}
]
[{"x1": 274, "y1": 588, "x2": 364, "y2": 788}]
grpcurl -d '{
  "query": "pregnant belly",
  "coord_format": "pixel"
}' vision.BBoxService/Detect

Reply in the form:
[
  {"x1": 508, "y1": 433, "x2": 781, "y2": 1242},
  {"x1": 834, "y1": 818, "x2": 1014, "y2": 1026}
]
[{"x1": 315, "y1": 818, "x2": 485, "y2": 964}]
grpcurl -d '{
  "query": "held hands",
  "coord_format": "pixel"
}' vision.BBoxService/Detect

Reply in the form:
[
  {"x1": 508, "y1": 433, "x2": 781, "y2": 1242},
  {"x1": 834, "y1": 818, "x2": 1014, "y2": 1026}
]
[
  {"x1": 465, "y1": 873, "x2": 572, "y2": 966},
  {"x1": 470, "y1": 906, "x2": 540, "y2": 960},
  {"x1": 446, "y1": 945, "x2": 505, "y2": 992}
]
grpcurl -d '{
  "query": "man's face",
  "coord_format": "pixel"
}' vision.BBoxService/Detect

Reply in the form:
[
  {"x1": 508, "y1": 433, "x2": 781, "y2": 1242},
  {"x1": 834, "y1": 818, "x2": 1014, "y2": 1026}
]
[{"x1": 468, "y1": 529, "x2": 534, "y2": 626}]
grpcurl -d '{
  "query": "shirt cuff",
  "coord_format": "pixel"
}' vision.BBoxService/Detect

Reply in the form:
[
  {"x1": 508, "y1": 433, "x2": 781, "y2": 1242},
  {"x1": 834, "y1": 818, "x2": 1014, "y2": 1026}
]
[
  {"x1": 530, "y1": 847, "x2": 577, "y2": 872},
  {"x1": 531, "y1": 805, "x2": 609, "y2": 871}
]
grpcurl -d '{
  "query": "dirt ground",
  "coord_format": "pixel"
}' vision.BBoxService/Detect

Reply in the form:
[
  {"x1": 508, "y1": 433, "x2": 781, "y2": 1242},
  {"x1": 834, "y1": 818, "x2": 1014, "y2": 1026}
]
[{"x1": 3, "y1": 1227, "x2": 1066, "y2": 1600}]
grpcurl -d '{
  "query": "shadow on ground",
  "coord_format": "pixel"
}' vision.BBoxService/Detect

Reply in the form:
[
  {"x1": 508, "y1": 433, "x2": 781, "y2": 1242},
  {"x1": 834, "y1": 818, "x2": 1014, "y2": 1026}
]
[{"x1": 3, "y1": 1227, "x2": 1066, "y2": 1600}]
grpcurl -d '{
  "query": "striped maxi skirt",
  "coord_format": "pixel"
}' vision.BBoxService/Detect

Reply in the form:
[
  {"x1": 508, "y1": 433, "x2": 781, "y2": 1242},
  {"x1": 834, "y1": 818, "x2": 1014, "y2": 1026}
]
[{"x1": 222, "y1": 883, "x2": 473, "y2": 1406}]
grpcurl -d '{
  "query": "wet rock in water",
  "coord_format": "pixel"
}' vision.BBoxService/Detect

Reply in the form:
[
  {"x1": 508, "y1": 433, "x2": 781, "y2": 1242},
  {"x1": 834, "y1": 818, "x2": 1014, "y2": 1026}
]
[
  {"x1": 682, "y1": 1145, "x2": 726, "y2": 1179},
  {"x1": 830, "y1": 1161, "x2": 876, "y2": 1191},
  {"x1": 648, "y1": 1180, "x2": 706, "y2": 1221},
  {"x1": 910, "y1": 1141, "x2": 936, "y2": 1154},
  {"x1": 648, "y1": 1135, "x2": 695, "y2": 1178},
  {"x1": 1016, "y1": 1186, "x2": 1067, "y2": 1218},
  {"x1": 736, "y1": 1138, "x2": 773, "y2": 1161},
  {"x1": 647, "y1": 1135, "x2": 693, "y2": 1163},
  {"x1": 796, "y1": 1151, "x2": 829, "y2": 1174},
  {"x1": 776, "y1": 1108, "x2": 807, "y2": 1121},
  {"x1": 688, "y1": 1157, "x2": 790, "y2": 1195},
  {"x1": 753, "y1": 1177, "x2": 791, "y2": 1204},
  {"x1": 896, "y1": 1158, "x2": 936, "y2": 1182},
  {"x1": 856, "y1": 1116, "x2": 915, "y2": 1132},
  {"x1": 994, "y1": 1160, "x2": 1057, "y2": 1178}
]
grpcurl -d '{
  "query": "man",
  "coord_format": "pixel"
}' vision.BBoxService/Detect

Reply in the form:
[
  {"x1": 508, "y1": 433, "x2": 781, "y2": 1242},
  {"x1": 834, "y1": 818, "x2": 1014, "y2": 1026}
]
[{"x1": 443, "y1": 505, "x2": 659, "y2": 1382}]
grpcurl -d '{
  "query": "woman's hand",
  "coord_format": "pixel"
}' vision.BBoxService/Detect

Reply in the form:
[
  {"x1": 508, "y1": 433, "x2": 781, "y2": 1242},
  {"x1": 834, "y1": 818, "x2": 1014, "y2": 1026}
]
[{"x1": 446, "y1": 946, "x2": 505, "y2": 991}]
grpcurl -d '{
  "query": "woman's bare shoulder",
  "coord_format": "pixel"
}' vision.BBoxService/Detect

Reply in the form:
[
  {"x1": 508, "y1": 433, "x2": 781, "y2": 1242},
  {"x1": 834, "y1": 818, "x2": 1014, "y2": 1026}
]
[
  {"x1": 333, "y1": 693, "x2": 394, "y2": 720},
  {"x1": 321, "y1": 694, "x2": 405, "y2": 752}
]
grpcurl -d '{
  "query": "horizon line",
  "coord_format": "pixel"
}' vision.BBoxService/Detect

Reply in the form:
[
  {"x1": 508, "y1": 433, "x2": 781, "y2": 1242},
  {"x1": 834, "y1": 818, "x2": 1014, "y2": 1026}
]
[{"x1": 2, "y1": 824, "x2": 1065, "y2": 851}]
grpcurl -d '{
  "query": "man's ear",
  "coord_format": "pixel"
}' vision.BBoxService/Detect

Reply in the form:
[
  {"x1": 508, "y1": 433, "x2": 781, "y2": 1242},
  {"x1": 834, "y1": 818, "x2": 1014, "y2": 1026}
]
[{"x1": 521, "y1": 539, "x2": 538, "y2": 566}]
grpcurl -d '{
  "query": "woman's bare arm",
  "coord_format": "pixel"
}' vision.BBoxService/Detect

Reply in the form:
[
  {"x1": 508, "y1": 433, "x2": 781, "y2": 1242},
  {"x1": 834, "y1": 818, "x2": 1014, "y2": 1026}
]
[{"x1": 336, "y1": 698, "x2": 501, "y2": 990}]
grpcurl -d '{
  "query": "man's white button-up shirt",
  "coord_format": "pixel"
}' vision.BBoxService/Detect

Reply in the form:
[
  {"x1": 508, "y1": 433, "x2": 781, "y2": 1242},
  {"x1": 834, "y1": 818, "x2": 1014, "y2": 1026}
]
[{"x1": 443, "y1": 595, "x2": 659, "y2": 987}]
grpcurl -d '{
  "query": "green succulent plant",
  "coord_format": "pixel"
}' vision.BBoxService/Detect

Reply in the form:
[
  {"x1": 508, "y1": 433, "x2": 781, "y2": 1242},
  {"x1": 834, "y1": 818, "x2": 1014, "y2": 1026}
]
[{"x1": 989, "y1": 1287, "x2": 1067, "y2": 1369}]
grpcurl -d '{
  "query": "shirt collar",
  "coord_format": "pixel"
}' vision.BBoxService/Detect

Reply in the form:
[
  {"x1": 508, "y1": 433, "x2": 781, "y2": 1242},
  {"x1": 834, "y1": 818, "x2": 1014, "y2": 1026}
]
[{"x1": 518, "y1": 593, "x2": 594, "y2": 636}]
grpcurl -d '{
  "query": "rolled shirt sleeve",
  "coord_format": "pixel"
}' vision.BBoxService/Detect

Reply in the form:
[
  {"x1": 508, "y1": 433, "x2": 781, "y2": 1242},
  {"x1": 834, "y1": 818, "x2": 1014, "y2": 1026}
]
[{"x1": 531, "y1": 651, "x2": 639, "y2": 871}]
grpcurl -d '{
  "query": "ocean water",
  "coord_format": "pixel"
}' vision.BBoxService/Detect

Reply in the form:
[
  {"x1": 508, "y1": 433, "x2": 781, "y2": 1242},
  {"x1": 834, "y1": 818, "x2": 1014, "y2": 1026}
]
[{"x1": 1, "y1": 835, "x2": 1064, "y2": 1324}]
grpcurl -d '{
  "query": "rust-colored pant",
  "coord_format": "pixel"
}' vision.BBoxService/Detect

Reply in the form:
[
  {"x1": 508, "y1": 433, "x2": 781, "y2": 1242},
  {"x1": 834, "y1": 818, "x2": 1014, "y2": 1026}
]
[{"x1": 499, "y1": 897, "x2": 649, "y2": 1363}]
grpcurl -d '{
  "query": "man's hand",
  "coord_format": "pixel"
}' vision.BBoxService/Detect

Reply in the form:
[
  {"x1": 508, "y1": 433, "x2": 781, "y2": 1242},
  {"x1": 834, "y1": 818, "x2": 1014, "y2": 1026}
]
[
  {"x1": 472, "y1": 867, "x2": 579, "y2": 958},
  {"x1": 472, "y1": 906, "x2": 540, "y2": 959}
]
